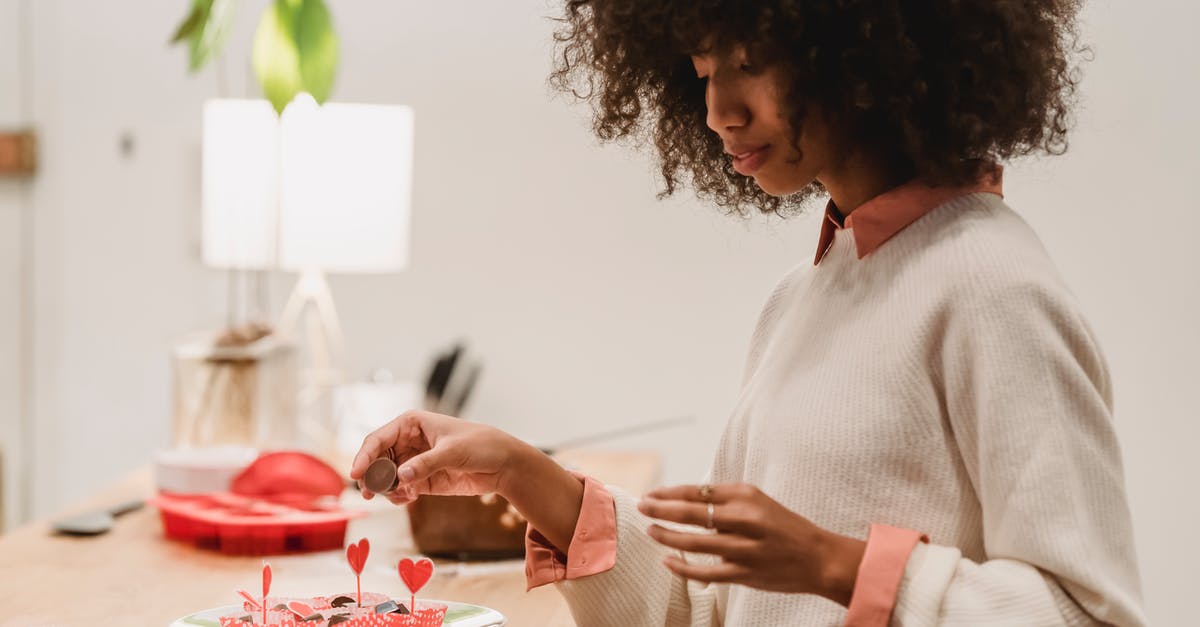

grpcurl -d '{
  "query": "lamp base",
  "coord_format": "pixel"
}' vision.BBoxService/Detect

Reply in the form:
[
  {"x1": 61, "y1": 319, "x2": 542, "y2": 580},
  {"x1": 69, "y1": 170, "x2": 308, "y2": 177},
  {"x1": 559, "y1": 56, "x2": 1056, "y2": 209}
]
[{"x1": 277, "y1": 270, "x2": 347, "y2": 457}]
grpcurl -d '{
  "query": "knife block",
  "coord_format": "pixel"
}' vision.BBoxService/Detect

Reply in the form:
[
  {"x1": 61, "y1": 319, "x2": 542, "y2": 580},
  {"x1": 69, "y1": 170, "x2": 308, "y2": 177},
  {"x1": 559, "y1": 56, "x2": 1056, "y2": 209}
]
[{"x1": 407, "y1": 494, "x2": 526, "y2": 560}]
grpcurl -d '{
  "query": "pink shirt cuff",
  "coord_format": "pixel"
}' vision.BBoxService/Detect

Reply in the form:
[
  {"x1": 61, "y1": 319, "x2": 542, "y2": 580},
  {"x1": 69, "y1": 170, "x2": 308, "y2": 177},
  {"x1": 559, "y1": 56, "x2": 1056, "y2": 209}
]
[
  {"x1": 523, "y1": 472, "x2": 618, "y2": 590},
  {"x1": 843, "y1": 523, "x2": 930, "y2": 627}
]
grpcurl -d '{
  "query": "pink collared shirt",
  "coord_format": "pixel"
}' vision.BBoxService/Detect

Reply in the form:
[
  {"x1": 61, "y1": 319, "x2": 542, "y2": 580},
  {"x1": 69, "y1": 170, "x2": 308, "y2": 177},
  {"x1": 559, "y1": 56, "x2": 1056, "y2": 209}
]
[
  {"x1": 524, "y1": 174, "x2": 1004, "y2": 627},
  {"x1": 816, "y1": 172, "x2": 1004, "y2": 265}
]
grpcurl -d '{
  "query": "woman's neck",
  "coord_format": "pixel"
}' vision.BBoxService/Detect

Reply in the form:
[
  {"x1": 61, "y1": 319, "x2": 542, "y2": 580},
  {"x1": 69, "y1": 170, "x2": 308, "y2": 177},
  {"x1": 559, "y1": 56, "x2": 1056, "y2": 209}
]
[{"x1": 818, "y1": 150, "x2": 914, "y2": 216}]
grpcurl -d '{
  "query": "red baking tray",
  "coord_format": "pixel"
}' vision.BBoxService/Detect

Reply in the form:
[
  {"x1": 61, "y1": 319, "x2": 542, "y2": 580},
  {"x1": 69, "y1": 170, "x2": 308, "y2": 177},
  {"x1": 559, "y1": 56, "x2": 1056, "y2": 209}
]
[
  {"x1": 153, "y1": 451, "x2": 365, "y2": 555},
  {"x1": 155, "y1": 491, "x2": 364, "y2": 555}
]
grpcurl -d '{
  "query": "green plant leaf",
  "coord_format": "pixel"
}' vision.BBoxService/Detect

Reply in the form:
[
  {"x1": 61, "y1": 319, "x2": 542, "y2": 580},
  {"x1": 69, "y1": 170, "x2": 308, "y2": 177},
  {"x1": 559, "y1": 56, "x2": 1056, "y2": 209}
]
[
  {"x1": 296, "y1": 0, "x2": 339, "y2": 103},
  {"x1": 189, "y1": 0, "x2": 238, "y2": 71},
  {"x1": 252, "y1": 0, "x2": 304, "y2": 114},
  {"x1": 169, "y1": 0, "x2": 209, "y2": 44}
]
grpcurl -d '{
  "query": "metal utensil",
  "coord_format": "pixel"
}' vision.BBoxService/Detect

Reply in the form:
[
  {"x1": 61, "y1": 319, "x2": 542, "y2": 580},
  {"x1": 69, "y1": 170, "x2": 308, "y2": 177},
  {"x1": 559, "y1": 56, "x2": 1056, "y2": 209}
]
[{"x1": 51, "y1": 499, "x2": 144, "y2": 536}]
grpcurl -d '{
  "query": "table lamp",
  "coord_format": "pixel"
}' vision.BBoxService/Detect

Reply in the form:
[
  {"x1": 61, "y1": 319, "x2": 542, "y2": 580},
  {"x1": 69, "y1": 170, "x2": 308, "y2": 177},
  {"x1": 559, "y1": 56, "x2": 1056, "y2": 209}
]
[
  {"x1": 198, "y1": 94, "x2": 415, "y2": 449},
  {"x1": 177, "y1": 99, "x2": 293, "y2": 449},
  {"x1": 202, "y1": 98, "x2": 279, "y2": 328},
  {"x1": 276, "y1": 94, "x2": 415, "y2": 445}
]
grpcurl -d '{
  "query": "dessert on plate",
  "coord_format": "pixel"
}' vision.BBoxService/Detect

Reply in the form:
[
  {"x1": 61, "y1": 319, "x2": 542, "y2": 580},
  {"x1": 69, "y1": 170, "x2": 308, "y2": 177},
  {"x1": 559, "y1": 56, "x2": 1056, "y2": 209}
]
[{"x1": 215, "y1": 538, "x2": 449, "y2": 626}]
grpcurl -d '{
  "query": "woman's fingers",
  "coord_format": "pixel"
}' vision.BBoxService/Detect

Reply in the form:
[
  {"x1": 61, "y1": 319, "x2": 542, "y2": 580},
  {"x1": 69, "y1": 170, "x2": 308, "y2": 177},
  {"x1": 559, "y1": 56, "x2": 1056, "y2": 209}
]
[
  {"x1": 638, "y1": 497, "x2": 705, "y2": 525},
  {"x1": 646, "y1": 524, "x2": 756, "y2": 560},
  {"x1": 637, "y1": 497, "x2": 758, "y2": 536},
  {"x1": 384, "y1": 484, "x2": 419, "y2": 505},
  {"x1": 350, "y1": 411, "x2": 435, "y2": 480},
  {"x1": 662, "y1": 555, "x2": 753, "y2": 584},
  {"x1": 645, "y1": 482, "x2": 755, "y2": 504}
]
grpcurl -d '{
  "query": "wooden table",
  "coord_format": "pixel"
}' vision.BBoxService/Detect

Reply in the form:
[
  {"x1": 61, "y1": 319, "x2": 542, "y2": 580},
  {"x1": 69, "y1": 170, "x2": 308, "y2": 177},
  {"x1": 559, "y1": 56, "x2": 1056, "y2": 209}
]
[{"x1": 0, "y1": 450, "x2": 660, "y2": 627}]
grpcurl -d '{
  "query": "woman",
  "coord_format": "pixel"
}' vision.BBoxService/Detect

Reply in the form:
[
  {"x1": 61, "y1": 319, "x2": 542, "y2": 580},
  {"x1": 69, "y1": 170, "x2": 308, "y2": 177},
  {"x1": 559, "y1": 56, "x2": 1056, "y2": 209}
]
[{"x1": 351, "y1": 1, "x2": 1146, "y2": 625}]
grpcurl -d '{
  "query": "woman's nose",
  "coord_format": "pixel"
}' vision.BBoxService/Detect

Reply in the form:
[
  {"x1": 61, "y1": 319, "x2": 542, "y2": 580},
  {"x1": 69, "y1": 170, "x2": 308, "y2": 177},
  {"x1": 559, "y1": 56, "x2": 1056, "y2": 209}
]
[{"x1": 705, "y1": 81, "x2": 749, "y2": 133}]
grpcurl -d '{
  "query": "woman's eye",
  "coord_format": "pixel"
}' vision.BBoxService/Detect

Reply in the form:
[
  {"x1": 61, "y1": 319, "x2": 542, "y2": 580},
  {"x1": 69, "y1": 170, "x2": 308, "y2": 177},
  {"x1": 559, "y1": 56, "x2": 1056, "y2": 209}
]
[{"x1": 739, "y1": 64, "x2": 756, "y2": 73}]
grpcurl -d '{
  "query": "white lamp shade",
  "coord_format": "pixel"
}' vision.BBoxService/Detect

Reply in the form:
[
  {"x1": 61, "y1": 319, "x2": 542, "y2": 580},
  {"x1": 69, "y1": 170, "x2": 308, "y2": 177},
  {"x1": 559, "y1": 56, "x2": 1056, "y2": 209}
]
[
  {"x1": 201, "y1": 99, "x2": 280, "y2": 270},
  {"x1": 278, "y1": 95, "x2": 414, "y2": 274}
]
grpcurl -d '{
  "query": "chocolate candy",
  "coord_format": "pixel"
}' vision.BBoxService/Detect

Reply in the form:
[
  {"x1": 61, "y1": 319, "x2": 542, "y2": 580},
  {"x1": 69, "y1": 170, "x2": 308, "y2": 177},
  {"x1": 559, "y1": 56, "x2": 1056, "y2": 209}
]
[
  {"x1": 301, "y1": 613, "x2": 324, "y2": 622},
  {"x1": 330, "y1": 595, "x2": 356, "y2": 608},
  {"x1": 328, "y1": 615, "x2": 352, "y2": 625},
  {"x1": 364, "y1": 457, "x2": 400, "y2": 493},
  {"x1": 374, "y1": 600, "x2": 400, "y2": 614}
]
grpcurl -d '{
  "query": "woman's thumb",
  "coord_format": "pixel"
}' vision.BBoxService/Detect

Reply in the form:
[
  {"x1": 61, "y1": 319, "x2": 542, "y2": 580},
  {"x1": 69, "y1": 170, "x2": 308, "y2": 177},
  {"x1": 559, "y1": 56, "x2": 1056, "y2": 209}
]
[{"x1": 396, "y1": 446, "x2": 453, "y2": 486}]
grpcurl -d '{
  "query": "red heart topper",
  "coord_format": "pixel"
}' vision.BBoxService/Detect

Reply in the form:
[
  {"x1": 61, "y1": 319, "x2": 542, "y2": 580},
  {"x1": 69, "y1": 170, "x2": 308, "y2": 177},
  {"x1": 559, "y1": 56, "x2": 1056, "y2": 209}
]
[
  {"x1": 346, "y1": 538, "x2": 370, "y2": 575},
  {"x1": 261, "y1": 563, "x2": 272, "y2": 624},
  {"x1": 288, "y1": 601, "x2": 315, "y2": 618},
  {"x1": 398, "y1": 558, "x2": 434, "y2": 595},
  {"x1": 236, "y1": 590, "x2": 261, "y2": 611}
]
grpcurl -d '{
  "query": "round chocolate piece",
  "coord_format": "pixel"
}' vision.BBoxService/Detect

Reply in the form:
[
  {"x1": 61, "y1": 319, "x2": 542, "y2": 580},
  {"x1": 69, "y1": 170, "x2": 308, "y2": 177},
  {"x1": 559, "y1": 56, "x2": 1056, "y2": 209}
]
[
  {"x1": 329, "y1": 595, "x2": 356, "y2": 608},
  {"x1": 364, "y1": 457, "x2": 399, "y2": 494}
]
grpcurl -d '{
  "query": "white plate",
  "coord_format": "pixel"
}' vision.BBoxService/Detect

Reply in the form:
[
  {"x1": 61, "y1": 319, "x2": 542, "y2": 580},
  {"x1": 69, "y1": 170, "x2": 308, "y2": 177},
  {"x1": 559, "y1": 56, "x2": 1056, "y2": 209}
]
[{"x1": 170, "y1": 600, "x2": 506, "y2": 627}]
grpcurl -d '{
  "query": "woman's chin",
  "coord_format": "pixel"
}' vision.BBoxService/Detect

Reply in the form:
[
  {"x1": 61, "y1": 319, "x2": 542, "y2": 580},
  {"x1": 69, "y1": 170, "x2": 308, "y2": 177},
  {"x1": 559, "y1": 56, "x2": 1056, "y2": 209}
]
[{"x1": 753, "y1": 175, "x2": 808, "y2": 198}]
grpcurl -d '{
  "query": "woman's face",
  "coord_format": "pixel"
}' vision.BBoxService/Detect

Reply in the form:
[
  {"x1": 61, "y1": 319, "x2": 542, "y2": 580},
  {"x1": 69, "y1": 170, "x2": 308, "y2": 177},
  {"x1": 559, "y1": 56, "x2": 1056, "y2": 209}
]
[{"x1": 691, "y1": 48, "x2": 835, "y2": 197}]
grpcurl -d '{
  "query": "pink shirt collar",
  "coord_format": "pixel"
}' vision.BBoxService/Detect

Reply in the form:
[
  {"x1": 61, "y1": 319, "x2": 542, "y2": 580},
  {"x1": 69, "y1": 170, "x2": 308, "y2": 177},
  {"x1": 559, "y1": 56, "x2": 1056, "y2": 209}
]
[{"x1": 814, "y1": 172, "x2": 1004, "y2": 265}]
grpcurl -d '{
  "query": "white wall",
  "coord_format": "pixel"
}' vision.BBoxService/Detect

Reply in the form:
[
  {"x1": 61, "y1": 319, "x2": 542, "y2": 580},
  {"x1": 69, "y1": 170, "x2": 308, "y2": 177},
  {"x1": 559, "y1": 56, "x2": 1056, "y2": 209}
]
[
  {"x1": 9, "y1": 0, "x2": 1197, "y2": 623},
  {"x1": 0, "y1": 0, "x2": 29, "y2": 532}
]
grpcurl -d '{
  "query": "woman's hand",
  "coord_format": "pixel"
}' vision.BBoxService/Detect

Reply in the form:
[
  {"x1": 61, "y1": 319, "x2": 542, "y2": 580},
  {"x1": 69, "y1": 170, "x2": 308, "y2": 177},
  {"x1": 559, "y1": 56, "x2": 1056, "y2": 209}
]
[
  {"x1": 348, "y1": 409, "x2": 587, "y2": 552},
  {"x1": 637, "y1": 482, "x2": 866, "y2": 606},
  {"x1": 349, "y1": 410, "x2": 523, "y2": 505}
]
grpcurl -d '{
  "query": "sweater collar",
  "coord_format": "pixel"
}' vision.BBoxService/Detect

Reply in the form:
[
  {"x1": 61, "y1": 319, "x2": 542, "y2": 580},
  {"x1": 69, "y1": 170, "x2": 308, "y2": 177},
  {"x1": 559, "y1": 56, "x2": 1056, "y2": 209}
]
[{"x1": 814, "y1": 171, "x2": 1004, "y2": 266}]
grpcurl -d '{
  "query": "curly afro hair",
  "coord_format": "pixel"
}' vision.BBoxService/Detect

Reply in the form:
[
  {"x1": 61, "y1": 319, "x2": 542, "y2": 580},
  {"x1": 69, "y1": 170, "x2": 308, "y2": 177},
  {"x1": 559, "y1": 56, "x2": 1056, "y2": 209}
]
[{"x1": 550, "y1": 0, "x2": 1086, "y2": 216}]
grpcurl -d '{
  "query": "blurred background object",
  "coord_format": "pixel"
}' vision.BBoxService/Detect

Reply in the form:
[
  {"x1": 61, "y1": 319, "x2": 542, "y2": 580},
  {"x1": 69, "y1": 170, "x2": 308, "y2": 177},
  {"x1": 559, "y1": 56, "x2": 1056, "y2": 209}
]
[
  {"x1": 194, "y1": 94, "x2": 414, "y2": 456},
  {"x1": 171, "y1": 0, "x2": 340, "y2": 115},
  {"x1": 273, "y1": 95, "x2": 414, "y2": 454},
  {"x1": 171, "y1": 330, "x2": 296, "y2": 448},
  {"x1": 0, "y1": 128, "x2": 35, "y2": 177},
  {"x1": 154, "y1": 445, "x2": 258, "y2": 494},
  {"x1": 333, "y1": 369, "x2": 420, "y2": 462}
]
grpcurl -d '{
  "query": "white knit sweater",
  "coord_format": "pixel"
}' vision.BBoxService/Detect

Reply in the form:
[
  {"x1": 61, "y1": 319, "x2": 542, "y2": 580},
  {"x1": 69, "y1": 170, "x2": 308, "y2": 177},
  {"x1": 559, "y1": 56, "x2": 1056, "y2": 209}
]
[{"x1": 556, "y1": 193, "x2": 1147, "y2": 626}]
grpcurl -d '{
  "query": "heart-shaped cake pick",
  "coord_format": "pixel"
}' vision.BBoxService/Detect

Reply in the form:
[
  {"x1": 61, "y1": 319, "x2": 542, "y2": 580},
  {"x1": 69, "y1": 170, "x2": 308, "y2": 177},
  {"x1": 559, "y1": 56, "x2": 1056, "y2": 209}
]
[
  {"x1": 345, "y1": 538, "x2": 370, "y2": 605},
  {"x1": 398, "y1": 557, "x2": 434, "y2": 612},
  {"x1": 288, "y1": 601, "x2": 315, "y2": 618},
  {"x1": 346, "y1": 538, "x2": 370, "y2": 574},
  {"x1": 235, "y1": 589, "x2": 261, "y2": 611},
  {"x1": 261, "y1": 563, "x2": 272, "y2": 624}
]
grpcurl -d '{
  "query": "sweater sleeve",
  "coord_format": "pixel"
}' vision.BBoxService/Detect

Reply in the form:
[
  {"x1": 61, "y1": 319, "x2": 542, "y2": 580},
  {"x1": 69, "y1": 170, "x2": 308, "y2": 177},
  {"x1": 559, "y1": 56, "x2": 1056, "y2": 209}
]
[
  {"x1": 890, "y1": 278, "x2": 1147, "y2": 626},
  {"x1": 553, "y1": 485, "x2": 723, "y2": 627}
]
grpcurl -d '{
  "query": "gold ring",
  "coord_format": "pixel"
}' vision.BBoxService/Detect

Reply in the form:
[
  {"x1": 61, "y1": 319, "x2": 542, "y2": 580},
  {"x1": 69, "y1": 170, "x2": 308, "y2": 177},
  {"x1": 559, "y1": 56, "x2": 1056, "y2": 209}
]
[
  {"x1": 706, "y1": 502, "x2": 715, "y2": 529},
  {"x1": 698, "y1": 484, "x2": 713, "y2": 503}
]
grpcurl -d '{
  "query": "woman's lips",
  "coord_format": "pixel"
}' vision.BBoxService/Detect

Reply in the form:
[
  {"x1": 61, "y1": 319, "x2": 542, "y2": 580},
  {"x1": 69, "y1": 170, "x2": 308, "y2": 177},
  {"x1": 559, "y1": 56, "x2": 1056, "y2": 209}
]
[{"x1": 731, "y1": 145, "x2": 770, "y2": 175}]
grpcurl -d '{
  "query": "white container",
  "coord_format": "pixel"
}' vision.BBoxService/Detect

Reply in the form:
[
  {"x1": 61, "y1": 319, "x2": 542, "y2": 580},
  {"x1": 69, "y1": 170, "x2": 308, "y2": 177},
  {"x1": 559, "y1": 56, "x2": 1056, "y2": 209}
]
[{"x1": 154, "y1": 446, "x2": 258, "y2": 494}]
